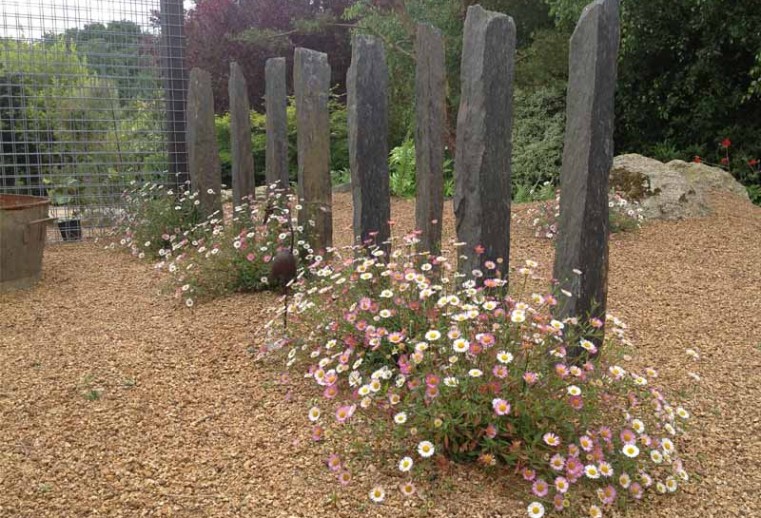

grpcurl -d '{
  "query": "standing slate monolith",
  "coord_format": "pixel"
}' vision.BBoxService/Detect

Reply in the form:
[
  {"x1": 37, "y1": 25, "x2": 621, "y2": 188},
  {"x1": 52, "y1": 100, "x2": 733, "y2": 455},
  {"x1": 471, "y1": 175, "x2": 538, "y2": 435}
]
[
  {"x1": 348, "y1": 35, "x2": 391, "y2": 256},
  {"x1": 453, "y1": 6, "x2": 516, "y2": 280},
  {"x1": 265, "y1": 57, "x2": 289, "y2": 189},
  {"x1": 186, "y1": 67, "x2": 222, "y2": 218},
  {"x1": 294, "y1": 48, "x2": 332, "y2": 253},
  {"x1": 229, "y1": 62, "x2": 255, "y2": 206},
  {"x1": 552, "y1": 0, "x2": 620, "y2": 342},
  {"x1": 414, "y1": 24, "x2": 446, "y2": 256}
]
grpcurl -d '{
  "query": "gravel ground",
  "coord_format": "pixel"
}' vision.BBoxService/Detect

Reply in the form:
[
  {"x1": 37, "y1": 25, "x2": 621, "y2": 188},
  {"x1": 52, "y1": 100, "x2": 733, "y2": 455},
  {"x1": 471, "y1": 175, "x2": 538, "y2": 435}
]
[{"x1": 1, "y1": 192, "x2": 760, "y2": 518}]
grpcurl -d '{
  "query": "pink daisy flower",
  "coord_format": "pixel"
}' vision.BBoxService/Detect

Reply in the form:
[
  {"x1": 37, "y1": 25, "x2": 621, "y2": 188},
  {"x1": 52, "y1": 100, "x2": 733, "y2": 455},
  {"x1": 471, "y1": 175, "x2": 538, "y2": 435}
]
[{"x1": 532, "y1": 478, "x2": 549, "y2": 497}]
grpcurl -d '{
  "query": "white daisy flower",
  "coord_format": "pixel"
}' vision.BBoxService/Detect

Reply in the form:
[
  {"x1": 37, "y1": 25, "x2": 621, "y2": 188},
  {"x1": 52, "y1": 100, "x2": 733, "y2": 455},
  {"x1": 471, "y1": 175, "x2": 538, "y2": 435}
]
[
  {"x1": 398, "y1": 456, "x2": 414, "y2": 472},
  {"x1": 369, "y1": 486, "x2": 385, "y2": 503},
  {"x1": 425, "y1": 330, "x2": 441, "y2": 341},
  {"x1": 622, "y1": 444, "x2": 640, "y2": 458},
  {"x1": 417, "y1": 441, "x2": 435, "y2": 458},
  {"x1": 527, "y1": 501, "x2": 545, "y2": 518},
  {"x1": 585, "y1": 465, "x2": 601, "y2": 479},
  {"x1": 443, "y1": 376, "x2": 459, "y2": 387},
  {"x1": 453, "y1": 338, "x2": 470, "y2": 353}
]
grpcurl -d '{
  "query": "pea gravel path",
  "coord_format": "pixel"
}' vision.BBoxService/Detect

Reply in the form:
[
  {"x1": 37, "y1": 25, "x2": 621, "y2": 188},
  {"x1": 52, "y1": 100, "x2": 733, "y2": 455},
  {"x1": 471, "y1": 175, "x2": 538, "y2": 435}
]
[{"x1": 1, "y1": 192, "x2": 759, "y2": 518}]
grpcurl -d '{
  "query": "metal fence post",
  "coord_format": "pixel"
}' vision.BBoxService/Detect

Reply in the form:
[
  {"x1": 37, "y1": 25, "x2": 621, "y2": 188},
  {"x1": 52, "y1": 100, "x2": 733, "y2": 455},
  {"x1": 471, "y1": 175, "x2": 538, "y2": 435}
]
[{"x1": 160, "y1": 0, "x2": 189, "y2": 188}]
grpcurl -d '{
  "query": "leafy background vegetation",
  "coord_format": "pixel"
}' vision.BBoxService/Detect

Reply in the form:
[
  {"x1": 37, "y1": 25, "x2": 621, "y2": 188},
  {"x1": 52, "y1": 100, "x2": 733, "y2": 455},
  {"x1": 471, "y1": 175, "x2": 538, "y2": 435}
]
[
  {"x1": 197, "y1": 0, "x2": 761, "y2": 202},
  {"x1": 1, "y1": 0, "x2": 759, "y2": 204}
]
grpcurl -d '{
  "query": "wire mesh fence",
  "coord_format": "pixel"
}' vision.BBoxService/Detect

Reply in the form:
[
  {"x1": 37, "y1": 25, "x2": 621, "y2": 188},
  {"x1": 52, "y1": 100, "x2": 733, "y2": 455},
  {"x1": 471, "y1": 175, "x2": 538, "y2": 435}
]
[{"x1": 0, "y1": 0, "x2": 187, "y2": 242}]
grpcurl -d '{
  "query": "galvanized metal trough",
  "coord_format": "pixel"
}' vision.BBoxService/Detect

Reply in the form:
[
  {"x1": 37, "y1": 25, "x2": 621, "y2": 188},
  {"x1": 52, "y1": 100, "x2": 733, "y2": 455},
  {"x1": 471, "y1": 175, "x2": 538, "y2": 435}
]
[{"x1": 0, "y1": 194, "x2": 55, "y2": 293}]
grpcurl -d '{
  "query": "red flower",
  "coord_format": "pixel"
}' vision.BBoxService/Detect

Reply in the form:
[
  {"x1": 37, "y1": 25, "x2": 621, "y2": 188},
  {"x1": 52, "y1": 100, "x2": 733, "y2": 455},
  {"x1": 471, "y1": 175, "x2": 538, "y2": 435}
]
[
  {"x1": 474, "y1": 244, "x2": 485, "y2": 255},
  {"x1": 720, "y1": 157, "x2": 729, "y2": 165},
  {"x1": 721, "y1": 138, "x2": 732, "y2": 148},
  {"x1": 692, "y1": 155, "x2": 702, "y2": 164},
  {"x1": 749, "y1": 158, "x2": 759, "y2": 167}
]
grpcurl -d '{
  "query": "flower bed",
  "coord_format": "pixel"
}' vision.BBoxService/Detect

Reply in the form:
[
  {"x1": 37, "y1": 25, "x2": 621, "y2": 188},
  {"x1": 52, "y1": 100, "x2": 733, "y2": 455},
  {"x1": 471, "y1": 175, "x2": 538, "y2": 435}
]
[
  {"x1": 279, "y1": 239, "x2": 689, "y2": 517},
  {"x1": 112, "y1": 182, "x2": 311, "y2": 305}
]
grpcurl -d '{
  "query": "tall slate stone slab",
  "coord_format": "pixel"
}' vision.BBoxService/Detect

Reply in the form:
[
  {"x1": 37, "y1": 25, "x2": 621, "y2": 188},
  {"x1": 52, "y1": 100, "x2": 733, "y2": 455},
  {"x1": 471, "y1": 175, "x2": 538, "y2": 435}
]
[
  {"x1": 294, "y1": 48, "x2": 332, "y2": 253},
  {"x1": 552, "y1": 0, "x2": 620, "y2": 336},
  {"x1": 186, "y1": 67, "x2": 222, "y2": 217},
  {"x1": 347, "y1": 35, "x2": 391, "y2": 255},
  {"x1": 228, "y1": 62, "x2": 255, "y2": 206},
  {"x1": 414, "y1": 24, "x2": 446, "y2": 256},
  {"x1": 265, "y1": 57, "x2": 289, "y2": 189},
  {"x1": 453, "y1": 6, "x2": 516, "y2": 279}
]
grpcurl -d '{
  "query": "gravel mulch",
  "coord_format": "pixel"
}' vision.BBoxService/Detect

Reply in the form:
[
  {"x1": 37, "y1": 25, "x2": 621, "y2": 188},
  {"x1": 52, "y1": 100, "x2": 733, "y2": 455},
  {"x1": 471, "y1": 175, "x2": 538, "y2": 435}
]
[{"x1": 1, "y1": 192, "x2": 760, "y2": 517}]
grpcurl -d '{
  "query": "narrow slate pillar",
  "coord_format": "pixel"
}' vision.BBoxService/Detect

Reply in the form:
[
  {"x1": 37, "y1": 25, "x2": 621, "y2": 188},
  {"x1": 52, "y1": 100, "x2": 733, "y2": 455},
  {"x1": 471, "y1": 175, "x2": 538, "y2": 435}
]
[
  {"x1": 347, "y1": 35, "x2": 391, "y2": 255},
  {"x1": 294, "y1": 48, "x2": 332, "y2": 253},
  {"x1": 186, "y1": 67, "x2": 222, "y2": 217},
  {"x1": 414, "y1": 24, "x2": 446, "y2": 256},
  {"x1": 453, "y1": 6, "x2": 516, "y2": 279},
  {"x1": 265, "y1": 57, "x2": 289, "y2": 189},
  {"x1": 552, "y1": 0, "x2": 620, "y2": 336},
  {"x1": 228, "y1": 62, "x2": 255, "y2": 206}
]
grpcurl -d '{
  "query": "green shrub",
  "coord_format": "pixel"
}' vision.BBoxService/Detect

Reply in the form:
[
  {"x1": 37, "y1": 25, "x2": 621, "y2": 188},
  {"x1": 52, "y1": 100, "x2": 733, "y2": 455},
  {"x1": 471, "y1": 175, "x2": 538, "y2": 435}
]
[
  {"x1": 215, "y1": 95, "x2": 349, "y2": 189},
  {"x1": 512, "y1": 85, "x2": 566, "y2": 191},
  {"x1": 389, "y1": 138, "x2": 417, "y2": 197}
]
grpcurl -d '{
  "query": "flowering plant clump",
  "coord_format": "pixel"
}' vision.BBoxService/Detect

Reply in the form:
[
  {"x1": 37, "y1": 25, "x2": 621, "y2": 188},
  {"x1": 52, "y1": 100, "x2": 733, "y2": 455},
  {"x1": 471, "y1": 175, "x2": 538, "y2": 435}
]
[
  {"x1": 156, "y1": 186, "x2": 313, "y2": 306},
  {"x1": 528, "y1": 191, "x2": 644, "y2": 240},
  {"x1": 112, "y1": 181, "x2": 313, "y2": 306},
  {"x1": 279, "y1": 239, "x2": 690, "y2": 517},
  {"x1": 114, "y1": 180, "x2": 205, "y2": 259}
]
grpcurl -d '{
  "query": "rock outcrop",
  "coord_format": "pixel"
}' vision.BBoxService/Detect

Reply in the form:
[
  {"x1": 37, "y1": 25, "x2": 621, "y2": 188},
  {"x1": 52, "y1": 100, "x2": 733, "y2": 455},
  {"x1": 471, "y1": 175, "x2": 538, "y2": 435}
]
[{"x1": 611, "y1": 154, "x2": 749, "y2": 221}]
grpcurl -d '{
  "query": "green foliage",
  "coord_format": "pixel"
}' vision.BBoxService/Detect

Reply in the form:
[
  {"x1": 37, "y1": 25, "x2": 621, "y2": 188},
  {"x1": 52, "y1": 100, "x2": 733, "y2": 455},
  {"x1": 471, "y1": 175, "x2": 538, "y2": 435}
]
[
  {"x1": 0, "y1": 37, "x2": 166, "y2": 202},
  {"x1": 512, "y1": 181, "x2": 555, "y2": 204},
  {"x1": 42, "y1": 176, "x2": 80, "y2": 207},
  {"x1": 115, "y1": 182, "x2": 205, "y2": 260},
  {"x1": 389, "y1": 138, "x2": 417, "y2": 197},
  {"x1": 615, "y1": 0, "x2": 761, "y2": 198},
  {"x1": 331, "y1": 167, "x2": 351, "y2": 186},
  {"x1": 512, "y1": 85, "x2": 566, "y2": 190},
  {"x1": 649, "y1": 141, "x2": 682, "y2": 163},
  {"x1": 57, "y1": 21, "x2": 162, "y2": 103},
  {"x1": 747, "y1": 185, "x2": 761, "y2": 206},
  {"x1": 542, "y1": 0, "x2": 588, "y2": 29},
  {"x1": 514, "y1": 28, "x2": 570, "y2": 89},
  {"x1": 215, "y1": 95, "x2": 349, "y2": 188},
  {"x1": 345, "y1": 0, "x2": 555, "y2": 149},
  {"x1": 387, "y1": 138, "x2": 455, "y2": 199}
]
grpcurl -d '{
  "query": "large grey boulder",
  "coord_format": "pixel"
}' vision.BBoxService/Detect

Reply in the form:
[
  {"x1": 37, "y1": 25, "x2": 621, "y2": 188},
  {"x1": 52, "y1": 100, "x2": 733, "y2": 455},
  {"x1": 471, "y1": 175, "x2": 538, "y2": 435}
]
[
  {"x1": 611, "y1": 154, "x2": 709, "y2": 221},
  {"x1": 666, "y1": 160, "x2": 749, "y2": 200}
]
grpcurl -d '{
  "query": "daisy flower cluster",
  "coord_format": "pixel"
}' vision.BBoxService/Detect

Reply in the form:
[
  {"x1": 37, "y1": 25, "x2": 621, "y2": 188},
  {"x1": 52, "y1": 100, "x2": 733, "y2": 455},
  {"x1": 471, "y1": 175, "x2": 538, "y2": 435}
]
[
  {"x1": 114, "y1": 183, "x2": 313, "y2": 305},
  {"x1": 280, "y1": 237, "x2": 690, "y2": 516},
  {"x1": 114, "y1": 180, "x2": 205, "y2": 259},
  {"x1": 527, "y1": 190, "x2": 644, "y2": 240}
]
